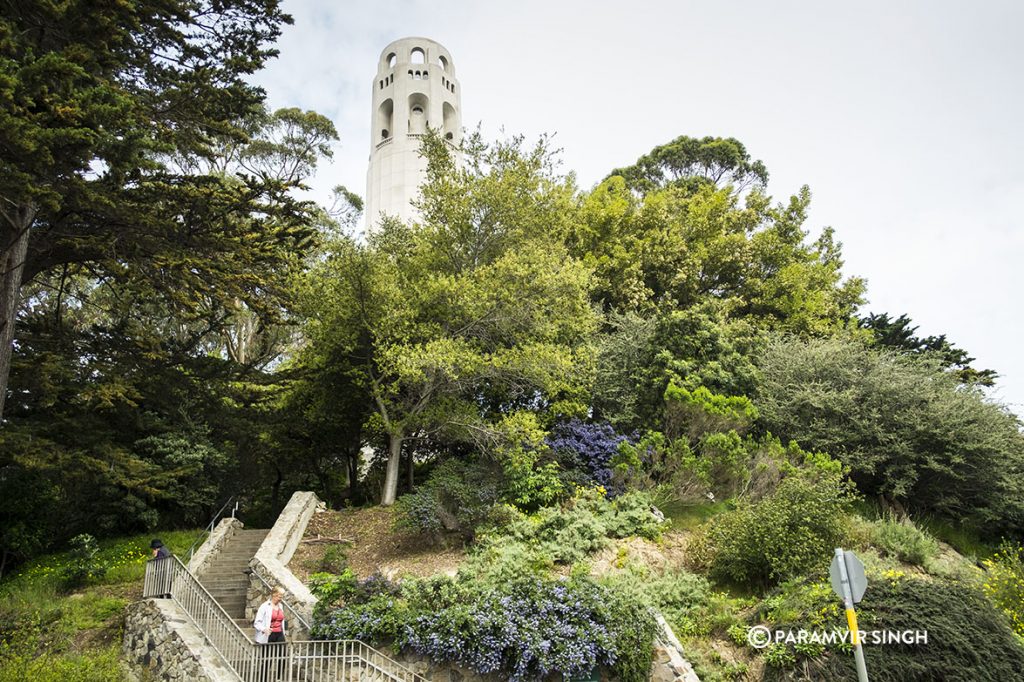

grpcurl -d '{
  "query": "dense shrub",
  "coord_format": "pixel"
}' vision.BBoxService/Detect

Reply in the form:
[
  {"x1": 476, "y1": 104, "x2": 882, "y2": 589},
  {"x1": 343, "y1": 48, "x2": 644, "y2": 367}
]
[
  {"x1": 308, "y1": 569, "x2": 357, "y2": 618},
  {"x1": 486, "y1": 489, "x2": 668, "y2": 564},
  {"x1": 312, "y1": 573, "x2": 656, "y2": 682},
  {"x1": 60, "y1": 535, "x2": 107, "y2": 590},
  {"x1": 700, "y1": 462, "x2": 855, "y2": 587},
  {"x1": 756, "y1": 336, "x2": 1024, "y2": 535},
  {"x1": 613, "y1": 381, "x2": 837, "y2": 505},
  {"x1": 662, "y1": 383, "x2": 758, "y2": 443},
  {"x1": 762, "y1": 577, "x2": 1024, "y2": 681},
  {"x1": 867, "y1": 515, "x2": 939, "y2": 567},
  {"x1": 982, "y1": 542, "x2": 1024, "y2": 637},
  {"x1": 600, "y1": 566, "x2": 748, "y2": 639},
  {"x1": 546, "y1": 419, "x2": 632, "y2": 494},
  {"x1": 395, "y1": 458, "x2": 503, "y2": 539}
]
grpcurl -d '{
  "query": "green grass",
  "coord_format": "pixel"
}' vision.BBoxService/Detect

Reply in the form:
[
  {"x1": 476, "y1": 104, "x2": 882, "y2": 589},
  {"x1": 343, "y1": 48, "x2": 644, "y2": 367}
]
[
  {"x1": 0, "y1": 637, "x2": 125, "y2": 682},
  {"x1": 2, "y1": 528, "x2": 204, "y2": 594},
  {"x1": 918, "y1": 516, "x2": 996, "y2": 561},
  {"x1": 0, "y1": 528, "x2": 203, "y2": 680},
  {"x1": 658, "y1": 499, "x2": 732, "y2": 532},
  {"x1": 848, "y1": 498, "x2": 997, "y2": 561}
]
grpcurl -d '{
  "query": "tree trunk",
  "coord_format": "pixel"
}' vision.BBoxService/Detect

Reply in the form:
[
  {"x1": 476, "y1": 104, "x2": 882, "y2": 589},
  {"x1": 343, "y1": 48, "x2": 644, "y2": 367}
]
[
  {"x1": 381, "y1": 431, "x2": 403, "y2": 506},
  {"x1": 406, "y1": 444, "x2": 415, "y2": 491},
  {"x1": 271, "y1": 465, "x2": 283, "y2": 510},
  {"x1": 0, "y1": 203, "x2": 35, "y2": 422},
  {"x1": 347, "y1": 450, "x2": 359, "y2": 501}
]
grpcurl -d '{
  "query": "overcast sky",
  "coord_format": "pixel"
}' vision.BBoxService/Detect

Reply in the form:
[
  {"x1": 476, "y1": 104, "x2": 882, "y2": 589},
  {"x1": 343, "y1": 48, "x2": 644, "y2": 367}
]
[{"x1": 252, "y1": 0, "x2": 1024, "y2": 413}]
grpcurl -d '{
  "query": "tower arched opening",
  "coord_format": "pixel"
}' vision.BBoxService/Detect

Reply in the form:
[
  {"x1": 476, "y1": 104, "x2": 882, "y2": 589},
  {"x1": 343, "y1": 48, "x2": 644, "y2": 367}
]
[
  {"x1": 443, "y1": 101, "x2": 458, "y2": 142},
  {"x1": 378, "y1": 98, "x2": 394, "y2": 140},
  {"x1": 408, "y1": 93, "x2": 428, "y2": 134},
  {"x1": 411, "y1": 47, "x2": 425, "y2": 64}
]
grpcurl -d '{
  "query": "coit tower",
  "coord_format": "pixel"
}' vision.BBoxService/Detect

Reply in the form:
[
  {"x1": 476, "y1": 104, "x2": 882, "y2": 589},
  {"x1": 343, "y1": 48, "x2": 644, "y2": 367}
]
[{"x1": 365, "y1": 37, "x2": 462, "y2": 230}]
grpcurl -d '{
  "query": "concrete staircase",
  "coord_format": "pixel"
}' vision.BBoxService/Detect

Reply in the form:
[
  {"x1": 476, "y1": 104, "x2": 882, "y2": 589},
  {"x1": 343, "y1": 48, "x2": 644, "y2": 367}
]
[{"x1": 199, "y1": 528, "x2": 269, "y2": 636}]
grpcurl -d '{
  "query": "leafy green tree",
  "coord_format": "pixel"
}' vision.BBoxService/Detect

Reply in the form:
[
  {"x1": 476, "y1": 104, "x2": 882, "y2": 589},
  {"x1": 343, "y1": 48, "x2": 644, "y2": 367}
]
[
  {"x1": 572, "y1": 175, "x2": 865, "y2": 333},
  {"x1": 273, "y1": 342, "x2": 372, "y2": 506},
  {"x1": 755, "y1": 335, "x2": 1024, "y2": 534},
  {"x1": 0, "y1": 0, "x2": 304, "y2": 419},
  {"x1": 593, "y1": 304, "x2": 763, "y2": 431},
  {"x1": 607, "y1": 135, "x2": 769, "y2": 195},
  {"x1": 301, "y1": 133, "x2": 598, "y2": 505},
  {"x1": 0, "y1": 100, "x2": 337, "y2": 562},
  {"x1": 860, "y1": 311, "x2": 997, "y2": 386}
]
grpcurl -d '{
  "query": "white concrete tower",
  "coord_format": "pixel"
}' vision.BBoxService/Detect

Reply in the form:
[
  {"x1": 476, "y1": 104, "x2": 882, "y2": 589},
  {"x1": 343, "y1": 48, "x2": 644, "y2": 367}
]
[{"x1": 365, "y1": 37, "x2": 462, "y2": 229}]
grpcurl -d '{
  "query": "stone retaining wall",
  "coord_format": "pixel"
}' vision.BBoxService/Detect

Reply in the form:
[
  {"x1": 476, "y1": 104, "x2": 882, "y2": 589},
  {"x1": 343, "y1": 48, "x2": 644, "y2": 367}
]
[
  {"x1": 122, "y1": 599, "x2": 236, "y2": 682},
  {"x1": 188, "y1": 517, "x2": 242, "y2": 578},
  {"x1": 652, "y1": 613, "x2": 701, "y2": 682}
]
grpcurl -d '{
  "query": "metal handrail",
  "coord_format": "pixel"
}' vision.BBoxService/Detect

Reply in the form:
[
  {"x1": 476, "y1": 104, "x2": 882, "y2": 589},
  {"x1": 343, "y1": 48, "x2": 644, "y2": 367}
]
[
  {"x1": 246, "y1": 566, "x2": 312, "y2": 633},
  {"x1": 144, "y1": 555, "x2": 254, "y2": 678},
  {"x1": 143, "y1": 558, "x2": 427, "y2": 681},
  {"x1": 186, "y1": 496, "x2": 239, "y2": 565}
]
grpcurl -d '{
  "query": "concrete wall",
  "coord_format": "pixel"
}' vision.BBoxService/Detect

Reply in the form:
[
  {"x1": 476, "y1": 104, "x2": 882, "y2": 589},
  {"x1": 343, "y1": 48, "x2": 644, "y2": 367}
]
[
  {"x1": 123, "y1": 599, "x2": 236, "y2": 682},
  {"x1": 246, "y1": 491, "x2": 324, "y2": 637},
  {"x1": 188, "y1": 517, "x2": 242, "y2": 578}
]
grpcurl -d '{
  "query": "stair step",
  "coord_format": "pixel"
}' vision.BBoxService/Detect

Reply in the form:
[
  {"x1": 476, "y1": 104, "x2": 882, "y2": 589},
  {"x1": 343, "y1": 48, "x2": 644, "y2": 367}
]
[
  {"x1": 203, "y1": 577, "x2": 249, "y2": 585},
  {"x1": 209, "y1": 589, "x2": 247, "y2": 598},
  {"x1": 214, "y1": 598, "x2": 246, "y2": 608},
  {"x1": 205, "y1": 563, "x2": 253, "y2": 569},
  {"x1": 206, "y1": 585, "x2": 248, "y2": 593},
  {"x1": 211, "y1": 551, "x2": 261, "y2": 557},
  {"x1": 234, "y1": 618, "x2": 257, "y2": 638}
]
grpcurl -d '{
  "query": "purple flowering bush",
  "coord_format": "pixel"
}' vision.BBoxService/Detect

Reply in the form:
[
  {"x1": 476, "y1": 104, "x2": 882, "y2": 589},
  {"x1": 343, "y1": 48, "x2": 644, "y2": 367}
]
[
  {"x1": 312, "y1": 573, "x2": 656, "y2": 682},
  {"x1": 546, "y1": 419, "x2": 634, "y2": 495}
]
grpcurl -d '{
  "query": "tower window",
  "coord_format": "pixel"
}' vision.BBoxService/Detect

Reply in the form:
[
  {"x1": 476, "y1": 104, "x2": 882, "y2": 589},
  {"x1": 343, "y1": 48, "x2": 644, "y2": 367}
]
[
  {"x1": 445, "y1": 132, "x2": 453, "y2": 140},
  {"x1": 422, "y1": 70, "x2": 428, "y2": 79},
  {"x1": 411, "y1": 47, "x2": 425, "y2": 64},
  {"x1": 387, "y1": 53, "x2": 397, "y2": 68},
  {"x1": 408, "y1": 69, "x2": 413, "y2": 78},
  {"x1": 438, "y1": 55, "x2": 448, "y2": 71},
  {"x1": 382, "y1": 129, "x2": 389, "y2": 139}
]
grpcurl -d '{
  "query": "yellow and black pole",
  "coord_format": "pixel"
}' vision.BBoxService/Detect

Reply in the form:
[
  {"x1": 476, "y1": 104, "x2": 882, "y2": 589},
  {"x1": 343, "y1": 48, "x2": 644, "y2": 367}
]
[{"x1": 833, "y1": 547, "x2": 869, "y2": 682}]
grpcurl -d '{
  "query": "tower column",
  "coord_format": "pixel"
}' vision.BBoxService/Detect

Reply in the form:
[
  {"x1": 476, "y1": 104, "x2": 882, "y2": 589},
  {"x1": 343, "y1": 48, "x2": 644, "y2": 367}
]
[{"x1": 365, "y1": 37, "x2": 463, "y2": 231}]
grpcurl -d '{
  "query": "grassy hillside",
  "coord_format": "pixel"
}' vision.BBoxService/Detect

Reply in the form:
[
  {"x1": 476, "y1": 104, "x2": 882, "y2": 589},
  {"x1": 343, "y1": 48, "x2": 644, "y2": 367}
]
[
  {"x1": 0, "y1": 529, "x2": 202, "y2": 682},
  {"x1": 300, "y1": 494, "x2": 1024, "y2": 682}
]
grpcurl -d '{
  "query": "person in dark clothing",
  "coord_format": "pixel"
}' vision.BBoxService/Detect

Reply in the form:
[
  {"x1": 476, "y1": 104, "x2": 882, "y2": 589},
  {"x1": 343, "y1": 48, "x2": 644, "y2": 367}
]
[
  {"x1": 150, "y1": 538, "x2": 170, "y2": 559},
  {"x1": 149, "y1": 539, "x2": 172, "y2": 598}
]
